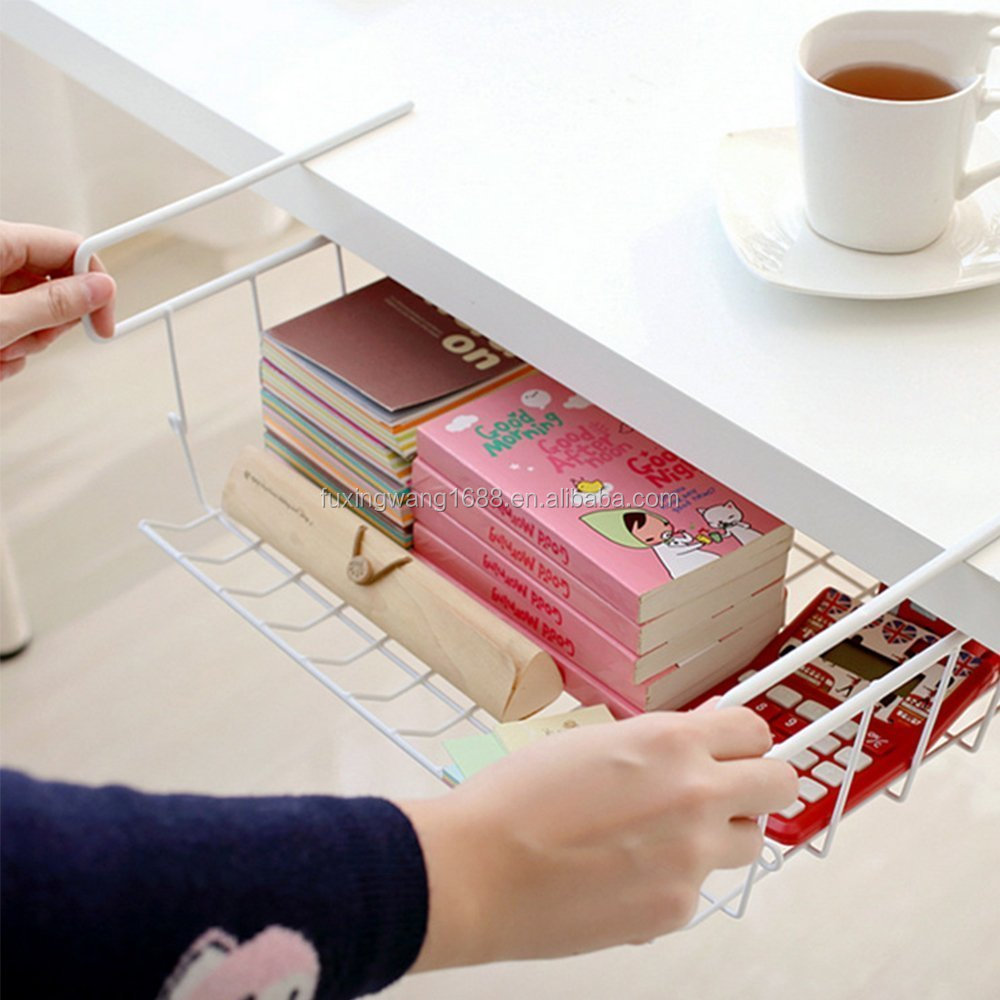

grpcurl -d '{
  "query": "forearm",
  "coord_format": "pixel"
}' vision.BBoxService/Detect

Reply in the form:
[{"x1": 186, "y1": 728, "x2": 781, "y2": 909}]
[
  {"x1": 399, "y1": 709, "x2": 796, "y2": 972},
  {"x1": 0, "y1": 769, "x2": 428, "y2": 999}
]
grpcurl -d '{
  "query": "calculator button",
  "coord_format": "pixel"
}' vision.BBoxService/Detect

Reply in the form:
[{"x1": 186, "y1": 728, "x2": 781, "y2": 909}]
[
  {"x1": 795, "y1": 700, "x2": 828, "y2": 722},
  {"x1": 834, "y1": 747, "x2": 873, "y2": 771},
  {"x1": 738, "y1": 670, "x2": 757, "y2": 683},
  {"x1": 812, "y1": 761, "x2": 847, "y2": 787},
  {"x1": 768, "y1": 685, "x2": 803, "y2": 709},
  {"x1": 750, "y1": 697, "x2": 782, "y2": 722},
  {"x1": 798, "y1": 776, "x2": 828, "y2": 803},
  {"x1": 778, "y1": 800, "x2": 805, "y2": 820},
  {"x1": 834, "y1": 720, "x2": 859, "y2": 740},
  {"x1": 775, "y1": 712, "x2": 810, "y2": 737},
  {"x1": 863, "y1": 731, "x2": 895, "y2": 757},
  {"x1": 790, "y1": 749, "x2": 819, "y2": 771},
  {"x1": 810, "y1": 734, "x2": 841, "y2": 756}
]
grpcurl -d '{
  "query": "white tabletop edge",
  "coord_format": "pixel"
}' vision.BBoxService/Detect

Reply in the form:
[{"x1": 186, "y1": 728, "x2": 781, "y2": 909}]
[{"x1": 4, "y1": 0, "x2": 999, "y2": 647}]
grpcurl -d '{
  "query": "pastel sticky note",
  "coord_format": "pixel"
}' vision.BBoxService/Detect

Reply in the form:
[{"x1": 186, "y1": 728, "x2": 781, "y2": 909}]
[
  {"x1": 443, "y1": 732, "x2": 508, "y2": 779},
  {"x1": 495, "y1": 705, "x2": 616, "y2": 752}
]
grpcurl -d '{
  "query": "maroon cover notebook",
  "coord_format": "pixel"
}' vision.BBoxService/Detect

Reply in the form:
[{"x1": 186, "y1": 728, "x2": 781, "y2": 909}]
[{"x1": 267, "y1": 278, "x2": 526, "y2": 414}]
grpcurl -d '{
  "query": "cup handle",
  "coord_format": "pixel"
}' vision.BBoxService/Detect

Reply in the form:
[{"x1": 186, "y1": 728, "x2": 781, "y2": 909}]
[
  {"x1": 958, "y1": 31, "x2": 1000, "y2": 199},
  {"x1": 955, "y1": 17, "x2": 1000, "y2": 201}
]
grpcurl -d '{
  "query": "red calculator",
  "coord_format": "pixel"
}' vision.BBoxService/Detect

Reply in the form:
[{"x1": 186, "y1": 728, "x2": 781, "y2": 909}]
[{"x1": 684, "y1": 587, "x2": 1000, "y2": 846}]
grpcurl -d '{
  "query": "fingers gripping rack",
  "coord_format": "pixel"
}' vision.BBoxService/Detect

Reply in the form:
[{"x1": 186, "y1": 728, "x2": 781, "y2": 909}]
[
  {"x1": 72, "y1": 103, "x2": 413, "y2": 342},
  {"x1": 693, "y1": 512, "x2": 1000, "y2": 925}
]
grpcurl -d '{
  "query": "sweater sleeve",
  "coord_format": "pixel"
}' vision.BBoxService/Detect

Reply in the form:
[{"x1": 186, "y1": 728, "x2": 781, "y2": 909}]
[{"x1": 0, "y1": 768, "x2": 429, "y2": 999}]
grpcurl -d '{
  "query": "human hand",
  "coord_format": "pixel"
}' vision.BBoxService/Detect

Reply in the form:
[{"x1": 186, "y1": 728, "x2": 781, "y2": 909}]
[
  {"x1": 399, "y1": 707, "x2": 796, "y2": 971},
  {"x1": 1, "y1": 221, "x2": 116, "y2": 379}
]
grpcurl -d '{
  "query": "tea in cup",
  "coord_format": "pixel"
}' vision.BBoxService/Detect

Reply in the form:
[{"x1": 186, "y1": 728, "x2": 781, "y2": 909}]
[{"x1": 796, "y1": 11, "x2": 1000, "y2": 253}]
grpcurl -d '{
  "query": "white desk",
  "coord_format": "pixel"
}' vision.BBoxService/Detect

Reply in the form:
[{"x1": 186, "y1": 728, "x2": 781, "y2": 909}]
[{"x1": 4, "y1": 0, "x2": 999, "y2": 643}]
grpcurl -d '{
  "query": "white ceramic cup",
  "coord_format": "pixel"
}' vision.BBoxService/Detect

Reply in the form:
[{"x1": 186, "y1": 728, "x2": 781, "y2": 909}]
[{"x1": 796, "y1": 11, "x2": 1000, "y2": 253}]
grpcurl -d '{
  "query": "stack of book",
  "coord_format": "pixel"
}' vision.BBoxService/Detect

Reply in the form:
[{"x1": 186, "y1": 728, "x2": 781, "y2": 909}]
[
  {"x1": 412, "y1": 373, "x2": 794, "y2": 714},
  {"x1": 260, "y1": 278, "x2": 530, "y2": 546}
]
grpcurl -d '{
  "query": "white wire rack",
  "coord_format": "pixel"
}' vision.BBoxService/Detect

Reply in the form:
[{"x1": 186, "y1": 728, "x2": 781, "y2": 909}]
[{"x1": 77, "y1": 130, "x2": 1000, "y2": 928}]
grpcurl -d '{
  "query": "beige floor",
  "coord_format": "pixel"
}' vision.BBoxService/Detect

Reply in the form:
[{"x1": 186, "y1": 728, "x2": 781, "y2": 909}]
[{"x1": 2, "y1": 228, "x2": 998, "y2": 1000}]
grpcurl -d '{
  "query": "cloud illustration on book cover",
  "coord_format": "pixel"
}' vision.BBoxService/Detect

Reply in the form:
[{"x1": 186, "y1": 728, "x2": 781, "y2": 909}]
[
  {"x1": 581, "y1": 501, "x2": 759, "y2": 580},
  {"x1": 521, "y1": 388, "x2": 552, "y2": 409},
  {"x1": 445, "y1": 413, "x2": 478, "y2": 432}
]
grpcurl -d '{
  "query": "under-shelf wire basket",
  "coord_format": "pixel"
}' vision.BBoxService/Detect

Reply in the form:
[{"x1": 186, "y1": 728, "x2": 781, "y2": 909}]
[{"x1": 75, "y1": 126, "x2": 1000, "y2": 927}]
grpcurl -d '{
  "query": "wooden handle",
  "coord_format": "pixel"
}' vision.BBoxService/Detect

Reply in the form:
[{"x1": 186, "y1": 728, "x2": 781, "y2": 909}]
[{"x1": 221, "y1": 446, "x2": 563, "y2": 721}]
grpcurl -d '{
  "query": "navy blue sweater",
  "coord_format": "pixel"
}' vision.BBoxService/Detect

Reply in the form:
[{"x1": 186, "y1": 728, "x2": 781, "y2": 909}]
[{"x1": 0, "y1": 769, "x2": 429, "y2": 998}]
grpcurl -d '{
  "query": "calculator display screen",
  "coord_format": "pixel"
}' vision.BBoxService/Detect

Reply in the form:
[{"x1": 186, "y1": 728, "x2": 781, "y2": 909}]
[{"x1": 823, "y1": 640, "x2": 899, "y2": 681}]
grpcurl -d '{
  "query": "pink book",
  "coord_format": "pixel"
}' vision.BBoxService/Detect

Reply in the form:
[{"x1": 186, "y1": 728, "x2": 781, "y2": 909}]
[
  {"x1": 415, "y1": 521, "x2": 786, "y2": 710},
  {"x1": 416, "y1": 373, "x2": 793, "y2": 622},
  {"x1": 559, "y1": 607, "x2": 783, "y2": 714},
  {"x1": 414, "y1": 503, "x2": 784, "y2": 683},
  {"x1": 413, "y1": 459, "x2": 790, "y2": 654}
]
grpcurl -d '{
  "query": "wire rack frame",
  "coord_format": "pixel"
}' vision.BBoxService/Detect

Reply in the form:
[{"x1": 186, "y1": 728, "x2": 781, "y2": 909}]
[{"x1": 76, "y1": 133, "x2": 1000, "y2": 928}]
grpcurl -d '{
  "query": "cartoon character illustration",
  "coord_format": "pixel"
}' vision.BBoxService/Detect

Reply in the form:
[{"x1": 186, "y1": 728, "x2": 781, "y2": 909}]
[
  {"x1": 445, "y1": 413, "x2": 478, "y2": 432},
  {"x1": 653, "y1": 529, "x2": 722, "y2": 578},
  {"x1": 569, "y1": 478, "x2": 614, "y2": 507},
  {"x1": 521, "y1": 388, "x2": 552, "y2": 409},
  {"x1": 698, "y1": 500, "x2": 763, "y2": 546},
  {"x1": 580, "y1": 508, "x2": 720, "y2": 579},
  {"x1": 159, "y1": 926, "x2": 320, "y2": 1000},
  {"x1": 693, "y1": 528, "x2": 726, "y2": 546}
]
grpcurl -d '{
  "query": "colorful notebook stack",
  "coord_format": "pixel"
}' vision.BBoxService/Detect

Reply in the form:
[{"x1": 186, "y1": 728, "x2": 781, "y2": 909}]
[
  {"x1": 260, "y1": 278, "x2": 530, "y2": 545},
  {"x1": 412, "y1": 373, "x2": 794, "y2": 715}
]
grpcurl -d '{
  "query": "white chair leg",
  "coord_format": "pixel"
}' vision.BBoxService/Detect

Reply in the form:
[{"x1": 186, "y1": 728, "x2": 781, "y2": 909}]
[{"x1": 1, "y1": 523, "x2": 32, "y2": 659}]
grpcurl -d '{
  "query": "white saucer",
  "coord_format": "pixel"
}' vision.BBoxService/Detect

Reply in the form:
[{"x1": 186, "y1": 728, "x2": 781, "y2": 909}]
[{"x1": 716, "y1": 126, "x2": 1000, "y2": 300}]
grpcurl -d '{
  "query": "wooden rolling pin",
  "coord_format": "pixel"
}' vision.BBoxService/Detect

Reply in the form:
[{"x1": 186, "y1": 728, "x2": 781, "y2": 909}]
[{"x1": 221, "y1": 446, "x2": 563, "y2": 721}]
